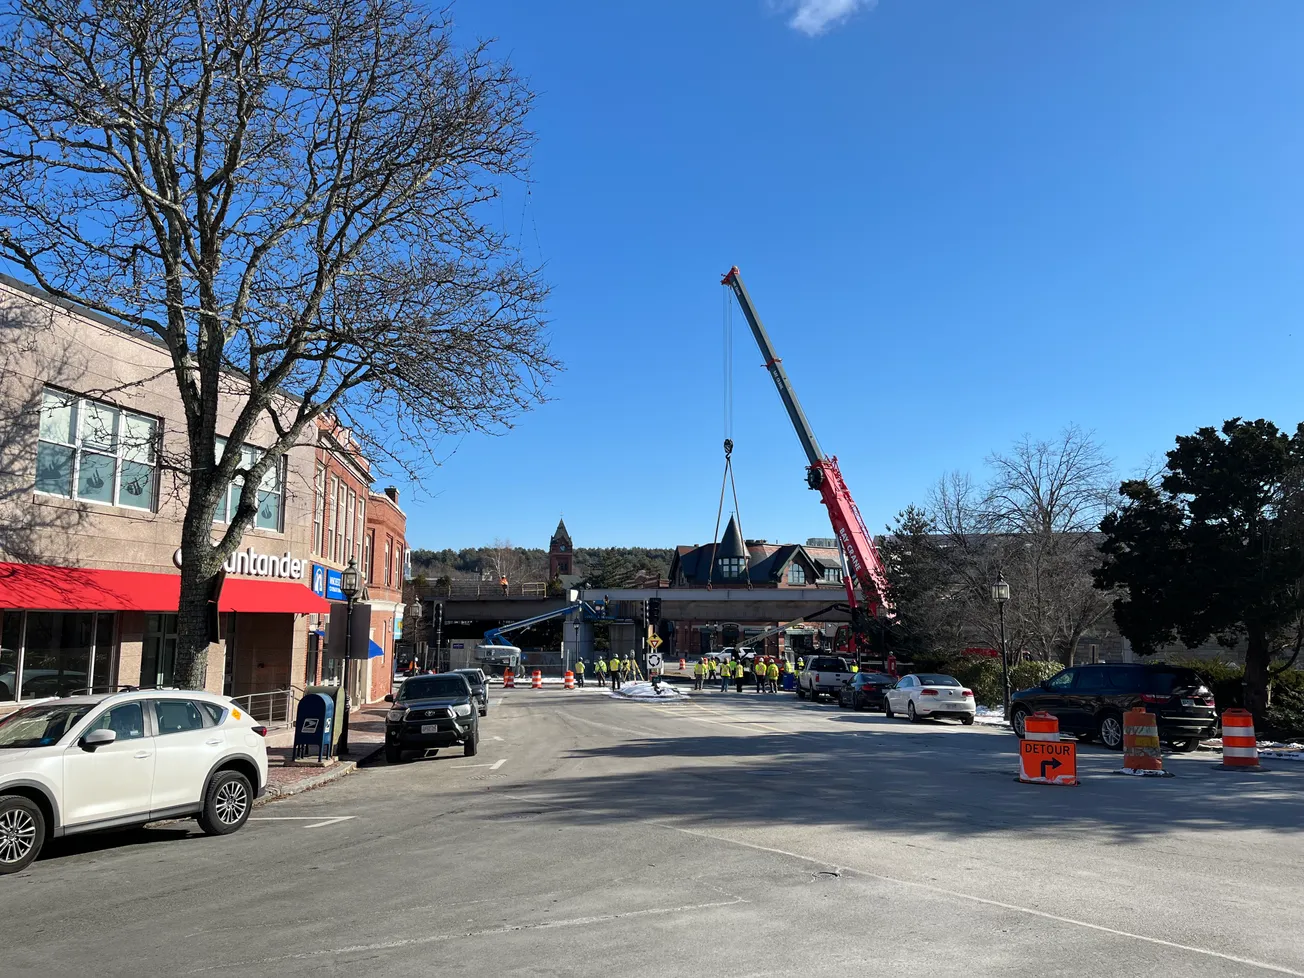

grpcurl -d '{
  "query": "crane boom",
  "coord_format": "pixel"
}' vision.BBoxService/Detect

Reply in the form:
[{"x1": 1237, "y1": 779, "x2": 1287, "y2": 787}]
[{"x1": 721, "y1": 265, "x2": 892, "y2": 614}]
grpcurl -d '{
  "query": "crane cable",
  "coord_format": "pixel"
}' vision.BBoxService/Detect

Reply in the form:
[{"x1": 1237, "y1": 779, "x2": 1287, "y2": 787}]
[{"x1": 706, "y1": 288, "x2": 751, "y2": 591}]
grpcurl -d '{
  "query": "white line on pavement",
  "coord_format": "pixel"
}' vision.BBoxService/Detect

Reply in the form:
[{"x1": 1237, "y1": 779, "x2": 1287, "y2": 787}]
[
  {"x1": 495, "y1": 698, "x2": 505, "y2": 706},
  {"x1": 495, "y1": 792, "x2": 1304, "y2": 978},
  {"x1": 492, "y1": 736, "x2": 504, "y2": 741},
  {"x1": 304, "y1": 816, "x2": 356, "y2": 829},
  {"x1": 490, "y1": 759, "x2": 506, "y2": 770}
]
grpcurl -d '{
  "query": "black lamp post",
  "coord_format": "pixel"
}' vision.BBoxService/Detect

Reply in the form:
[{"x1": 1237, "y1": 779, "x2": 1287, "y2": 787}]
[
  {"x1": 992, "y1": 571, "x2": 1011, "y2": 716},
  {"x1": 410, "y1": 595, "x2": 422, "y2": 671},
  {"x1": 572, "y1": 619, "x2": 580, "y2": 675},
  {"x1": 336, "y1": 557, "x2": 361, "y2": 755}
]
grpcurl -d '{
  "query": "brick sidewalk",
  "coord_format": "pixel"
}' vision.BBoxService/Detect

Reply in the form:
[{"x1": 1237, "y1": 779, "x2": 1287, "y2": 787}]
[{"x1": 263, "y1": 705, "x2": 387, "y2": 799}]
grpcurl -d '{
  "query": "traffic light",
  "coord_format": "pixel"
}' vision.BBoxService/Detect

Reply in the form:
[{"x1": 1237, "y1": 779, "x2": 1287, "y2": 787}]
[{"x1": 648, "y1": 596, "x2": 662, "y2": 623}]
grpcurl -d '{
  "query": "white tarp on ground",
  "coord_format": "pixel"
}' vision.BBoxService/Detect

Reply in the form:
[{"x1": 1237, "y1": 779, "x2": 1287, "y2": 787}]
[{"x1": 610, "y1": 681, "x2": 689, "y2": 702}]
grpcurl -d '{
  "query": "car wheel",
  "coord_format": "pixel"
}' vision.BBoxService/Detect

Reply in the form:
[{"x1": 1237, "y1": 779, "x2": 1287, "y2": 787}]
[
  {"x1": 1010, "y1": 707, "x2": 1030, "y2": 739},
  {"x1": 0, "y1": 796, "x2": 45, "y2": 875},
  {"x1": 961, "y1": 715, "x2": 975, "y2": 726},
  {"x1": 1098, "y1": 712, "x2": 1125, "y2": 750},
  {"x1": 796, "y1": 684, "x2": 807, "y2": 700},
  {"x1": 464, "y1": 731, "x2": 478, "y2": 757},
  {"x1": 1169, "y1": 738, "x2": 1201, "y2": 753},
  {"x1": 198, "y1": 770, "x2": 252, "y2": 837},
  {"x1": 479, "y1": 709, "x2": 487, "y2": 717},
  {"x1": 884, "y1": 698, "x2": 894, "y2": 719},
  {"x1": 838, "y1": 694, "x2": 848, "y2": 709},
  {"x1": 907, "y1": 700, "x2": 921, "y2": 723},
  {"x1": 385, "y1": 745, "x2": 402, "y2": 764}
]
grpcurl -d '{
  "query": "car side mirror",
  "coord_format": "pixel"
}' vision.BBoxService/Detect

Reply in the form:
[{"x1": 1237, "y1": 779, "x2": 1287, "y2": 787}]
[
  {"x1": 384, "y1": 694, "x2": 395, "y2": 703},
  {"x1": 80, "y1": 728, "x2": 116, "y2": 751}
]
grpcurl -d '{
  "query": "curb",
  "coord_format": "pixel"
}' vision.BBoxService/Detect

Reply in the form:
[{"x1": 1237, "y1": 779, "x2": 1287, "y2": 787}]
[{"x1": 257, "y1": 745, "x2": 383, "y2": 806}]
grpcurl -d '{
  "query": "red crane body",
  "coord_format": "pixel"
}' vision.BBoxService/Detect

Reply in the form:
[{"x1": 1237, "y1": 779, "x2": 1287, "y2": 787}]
[{"x1": 721, "y1": 266, "x2": 891, "y2": 623}]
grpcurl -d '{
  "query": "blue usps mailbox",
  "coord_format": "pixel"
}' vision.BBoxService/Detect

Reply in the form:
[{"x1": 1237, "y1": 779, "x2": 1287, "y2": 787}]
[{"x1": 293, "y1": 692, "x2": 335, "y2": 762}]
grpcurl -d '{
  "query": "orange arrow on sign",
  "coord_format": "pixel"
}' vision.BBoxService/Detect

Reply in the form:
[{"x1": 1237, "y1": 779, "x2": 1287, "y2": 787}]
[{"x1": 1019, "y1": 739, "x2": 1077, "y2": 785}]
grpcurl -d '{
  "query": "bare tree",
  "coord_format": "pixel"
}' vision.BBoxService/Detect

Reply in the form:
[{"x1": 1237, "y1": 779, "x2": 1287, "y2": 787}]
[
  {"x1": 0, "y1": 0, "x2": 557, "y2": 686},
  {"x1": 486, "y1": 538, "x2": 527, "y2": 587}
]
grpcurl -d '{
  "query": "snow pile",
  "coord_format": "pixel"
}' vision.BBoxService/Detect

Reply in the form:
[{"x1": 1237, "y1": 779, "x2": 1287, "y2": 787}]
[
  {"x1": 973, "y1": 705, "x2": 1008, "y2": 727},
  {"x1": 610, "y1": 681, "x2": 689, "y2": 702}
]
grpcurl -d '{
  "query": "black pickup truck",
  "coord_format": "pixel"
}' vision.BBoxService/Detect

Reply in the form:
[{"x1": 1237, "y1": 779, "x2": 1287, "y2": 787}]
[{"x1": 384, "y1": 674, "x2": 480, "y2": 763}]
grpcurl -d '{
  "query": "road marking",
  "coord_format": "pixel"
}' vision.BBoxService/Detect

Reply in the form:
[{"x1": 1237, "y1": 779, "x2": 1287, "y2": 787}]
[
  {"x1": 496, "y1": 793, "x2": 1304, "y2": 978},
  {"x1": 492, "y1": 736, "x2": 504, "y2": 741},
  {"x1": 490, "y1": 759, "x2": 506, "y2": 770},
  {"x1": 495, "y1": 698, "x2": 505, "y2": 706},
  {"x1": 451, "y1": 763, "x2": 496, "y2": 769},
  {"x1": 182, "y1": 896, "x2": 747, "y2": 972},
  {"x1": 304, "y1": 816, "x2": 356, "y2": 829}
]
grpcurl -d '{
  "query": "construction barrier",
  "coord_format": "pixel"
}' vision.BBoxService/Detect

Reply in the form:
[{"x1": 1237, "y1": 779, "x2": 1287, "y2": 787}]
[
  {"x1": 1019, "y1": 712, "x2": 1077, "y2": 785},
  {"x1": 1220, "y1": 709, "x2": 1260, "y2": 769},
  {"x1": 1122, "y1": 708, "x2": 1165, "y2": 775},
  {"x1": 531, "y1": 670, "x2": 543, "y2": 690},
  {"x1": 564, "y1": 670, "x2": 575, "y2": 690},
  {"x1": 679, "y1": 658, "x2": 686, "y2": 671},
  {"x1": 503, "y1": 669, "x2": 515, "y2": 689}
]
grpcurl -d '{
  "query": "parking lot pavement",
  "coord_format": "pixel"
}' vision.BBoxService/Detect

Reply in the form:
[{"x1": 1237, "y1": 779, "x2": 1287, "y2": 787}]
[{"x1": 5, "y1": 689, "x2": 1304, "y2": 978}]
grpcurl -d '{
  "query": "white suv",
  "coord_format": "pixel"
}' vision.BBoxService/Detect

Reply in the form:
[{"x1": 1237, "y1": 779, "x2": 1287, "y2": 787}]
[{"x1": 0, "y1": 689, "x2": 269, "y2": 874}]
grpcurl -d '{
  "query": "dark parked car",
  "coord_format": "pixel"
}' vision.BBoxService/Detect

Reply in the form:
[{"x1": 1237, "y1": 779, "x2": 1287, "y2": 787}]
[
  {"x1": 454, "y1": 668, "x2": 489, "y2": 717},
  {"x1": 837, "y1": 672, "x2": 896, "y2": 711},
  {"x1": 1009, "y1": 663, "x2": 1217, "y2": 751},
  {"x1": 384, "y1": 673, "x2": 480, "y2": 763}
]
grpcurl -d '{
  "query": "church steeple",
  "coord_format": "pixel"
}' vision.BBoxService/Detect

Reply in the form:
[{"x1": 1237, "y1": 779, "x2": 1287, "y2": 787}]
[{"x1": 549, "y1": 518, "x2": 573, "y2": 577}]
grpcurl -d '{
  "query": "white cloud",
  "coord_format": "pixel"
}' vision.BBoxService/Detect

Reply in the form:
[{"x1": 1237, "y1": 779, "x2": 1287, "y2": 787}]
[{"x1": 780, "y1": 0, "x2": 876, "y2": 36}]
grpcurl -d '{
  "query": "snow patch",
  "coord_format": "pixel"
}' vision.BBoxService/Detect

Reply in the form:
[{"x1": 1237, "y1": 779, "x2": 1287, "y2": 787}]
[
  {"x1": 610, "y1": 681, "x2": 689, "y2": 702},
  {"x1": 973, "y1": 705, "x2": 1008, "y2": 727}
]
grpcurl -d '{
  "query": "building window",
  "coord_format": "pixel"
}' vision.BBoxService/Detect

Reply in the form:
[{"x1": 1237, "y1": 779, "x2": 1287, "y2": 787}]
[
  {"x1": 787, "y1": 563, "x2": 807, "y2": 585},
  {"x1": 717, "y1": 557, "x2": 747, "y2": 580},
  {"x1": 333, "y1": 481, "x2": 345, "y2": 562},
  {"x1": 313, "y1": 463, "x2": 326, "y2": 555},
  {"x1": 213, "y1": 438, "x2": 284, "y2": 531},
  {"x1": 384, "y1": 536, "x2": 393, "y2": 587},
  {"x1": 326, "y1": 475, "x2": 338, "y2": 559},
  {"x1": 0, "y1": 610, "x2": 116, "y2": 701},
  {"x1": 140, "y1": 613, "x2": 179, "y2": 688},
  {"x1": 364, "y1": 530, "x2": 375, "y2": 583},
  {"x1": 355, "y1": 497, "x2": 365, "y2": 564},
  {"x1": 821, "y1": 566, "x2": 842, "y2": 583},
  {"x1": 344, "y1": 489, "x2": 355, "y2": 563},
  {"x1": 394, "y1": 543, "x2": 403, "y2": 586},
  {"x1": 36, "y1": 387, "x2": 158, "y2": 511}
]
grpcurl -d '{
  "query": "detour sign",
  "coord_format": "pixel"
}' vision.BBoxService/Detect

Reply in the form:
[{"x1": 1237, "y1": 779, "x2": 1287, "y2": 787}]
[{"x1": 1019, "y1": 739, "x2": 1077, "y2": 786}]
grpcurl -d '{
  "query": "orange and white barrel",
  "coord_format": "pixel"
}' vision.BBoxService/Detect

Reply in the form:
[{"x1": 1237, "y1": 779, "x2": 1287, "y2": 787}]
[
  {"x1": 531, "y1": 670, "x2": 543, "y2": 690},
  {"x1": 1220, "y1": 709, "x2": 1259, "y2": 769},
  {"x1": 679, "y1": 658, "x2": 686, "y2": 671},
  {"x1": 564, "y1": 670, "x2": 575, "y2": 690},
  {"x1": 1123, "y1": 708, "x2": 1163, "y2": 773},
  {"x1": 503, "y1": 669, "x2": 515, "y2": 689},
  {"x1": 1023, "y1": 712, "x2": 1060, "y2": 743}
]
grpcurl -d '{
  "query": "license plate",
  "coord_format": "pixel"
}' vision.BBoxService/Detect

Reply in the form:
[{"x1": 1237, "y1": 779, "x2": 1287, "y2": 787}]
[
  {"x1": 1181, "y1": 698, "x2": 1195, "y2": 707},
  {"x1": 421, "y1": 724, "x2": 439, "y2": 733}
]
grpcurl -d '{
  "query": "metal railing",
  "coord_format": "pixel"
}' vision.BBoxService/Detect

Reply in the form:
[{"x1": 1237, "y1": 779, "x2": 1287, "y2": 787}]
[
  {"x1": 230, "y1": 688, "x2": 296, "y2": 726},
  {"x1": 422, "y1": 580, "x2": 550, "y2": 599}
]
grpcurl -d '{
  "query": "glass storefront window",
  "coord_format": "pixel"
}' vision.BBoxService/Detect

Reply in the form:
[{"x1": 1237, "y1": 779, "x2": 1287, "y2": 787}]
[
  {"x1": 0, "y1": 610, "x2": 119, "y2": 700},
  {"x1": 141, "y1": 614, "x2": 179, "y2": 688},
  {"x1": 1, "y1": 613, "x2": 20, "y2": 702}
]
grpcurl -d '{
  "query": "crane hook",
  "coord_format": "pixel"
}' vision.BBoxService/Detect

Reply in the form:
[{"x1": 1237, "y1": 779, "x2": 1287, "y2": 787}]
[{"x1": 723, "y1": 438, "x2": 733, "y2": 459}]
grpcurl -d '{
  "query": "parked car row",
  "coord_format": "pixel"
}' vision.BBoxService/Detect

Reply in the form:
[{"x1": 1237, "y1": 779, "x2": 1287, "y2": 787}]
[
  {"x1": 381, "y1": 668, "x2": 487, "y2": 764},
  {"x1": 807, "y1": 657, "x2": 1220, "y2": 751},
  {"x1": 0, "y1": 689, "x2": 270, "y2": 875}
]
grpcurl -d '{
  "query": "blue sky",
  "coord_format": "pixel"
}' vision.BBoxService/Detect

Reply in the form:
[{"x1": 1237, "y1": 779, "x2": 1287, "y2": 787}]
[{"x1": 404, "y1": 0, "x2": 1304, "y2": 552}]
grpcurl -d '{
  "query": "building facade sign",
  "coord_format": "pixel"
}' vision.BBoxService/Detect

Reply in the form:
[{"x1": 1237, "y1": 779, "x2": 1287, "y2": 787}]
[
  {"x1": 394, "y1": 605, "x2": 404, "y2": 640},
  {"x1": 173, "y1": 546, "x2": 306, "y2": 580},
  {"x1": 310, "y1": 562, "x2": 346, "y2": 602}
]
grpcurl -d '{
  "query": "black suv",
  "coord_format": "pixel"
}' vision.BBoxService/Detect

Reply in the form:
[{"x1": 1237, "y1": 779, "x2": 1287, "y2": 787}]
[
  {"x1": 384, "y1": 673, "x2": 480, "y2": 763},
  {"x1": 454, "y1": 668, "x2": 489, "y2": 717},
  {"x1": 838, "y1": 672, "x2": 896, "y2": 712},
  {"x1": 1010, "y1": 663, "x2": 1217, "y2": 751}
]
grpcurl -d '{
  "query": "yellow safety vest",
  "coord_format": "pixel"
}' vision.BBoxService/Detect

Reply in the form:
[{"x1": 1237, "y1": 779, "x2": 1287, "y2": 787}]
[
  {"x1": 767, "y1": 664, "x2": 779, "y2": 679},
  {"x1": 576, "y1": 660, "x2": 585, "y2": 674},
  {"x1": 596, "y1": 659, "x2": 606, "y2": 673},
  {"x1": 609, "y1": 658, "x2": 620, "y2": 672},
  {"x1": 797, "y1": 659, "x2": 805, "y2": 669},
  {"x1": 851, "y1": 664, "x2": 859, "y2": 673}
]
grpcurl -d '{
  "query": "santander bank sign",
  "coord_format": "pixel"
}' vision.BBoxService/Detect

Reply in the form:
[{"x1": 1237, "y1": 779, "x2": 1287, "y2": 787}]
[{"x1": 173, "y1": 546, "x2": 306, "y2": 580}]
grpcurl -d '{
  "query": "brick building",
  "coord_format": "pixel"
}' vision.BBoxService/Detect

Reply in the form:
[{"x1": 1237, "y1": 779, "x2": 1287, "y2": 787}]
[{"x1": 362, "y1": 486, "x2": 408, "y2": 702}]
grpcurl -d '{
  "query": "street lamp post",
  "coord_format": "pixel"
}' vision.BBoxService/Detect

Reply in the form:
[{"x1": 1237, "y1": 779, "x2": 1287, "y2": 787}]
[
  {"x1": 411, "y1": 596, "x2": 423, "y2": 672},
  {"x1": 573, "y1": 619, "x2": 580, "y2": 675},
  {"x1": 336, "y1": 557, "x2": 361, "y2": 756},
  {"x1": 992, "y1": 571, "x2": 1012, "y2": 716}
]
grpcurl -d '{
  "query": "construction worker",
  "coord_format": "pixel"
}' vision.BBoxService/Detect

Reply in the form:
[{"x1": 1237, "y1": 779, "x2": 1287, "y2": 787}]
[
  {"x1": 693, "y1": 658, "x2": 704, "y2": 690},
  {"x1": 733, "y1": 658, "x2": 745, "y2": 693},
  {"x1": 608, "y1": 653, "x2": 622, "y2": 690},
  {"x1": 595, "y1": 656, "x2": 607, "y2": 687},
  {"x1": 575, "y1": 657, "x2": 586, "y2": 688},
  {"x1": 850, "y1": 661, "x2": 859, "y2": 673},
  {"x1": 766, "y1": 657, "x2": 780, "y2": 693},
  {"x1": 719, "y1": 658, "x2": 731, "y2": 693},
  {"x1": 797, "y1": 656, "x2": 805, "y2": 671},
  {"x1": 500, "y1": 574, "x2": 509, "y2": 595},
  {"x1": 753, "y1": 656, "x2": 765, "y2": 692}
]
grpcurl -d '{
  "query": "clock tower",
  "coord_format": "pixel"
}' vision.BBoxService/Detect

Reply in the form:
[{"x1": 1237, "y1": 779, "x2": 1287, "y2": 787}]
[{"x1": 549, "y1": 518, "x2": 573, "y2": 578}]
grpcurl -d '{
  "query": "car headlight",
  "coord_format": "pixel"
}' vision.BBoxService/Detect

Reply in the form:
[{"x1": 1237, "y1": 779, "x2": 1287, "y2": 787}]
[
  {"x1": 452, "y1": 703, "x2": 472, "y2": 717},
  {"x1": 386, "y1": 708, "x2": 408, "y2": 722}
]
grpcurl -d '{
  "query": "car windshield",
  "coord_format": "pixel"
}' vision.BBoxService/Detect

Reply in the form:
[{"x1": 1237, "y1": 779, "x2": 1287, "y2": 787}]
[
  {"x1": 455, "y1": 670, "x2": 484, "y2": 685},
  {"x1": 400, "y1": 677, "x2": 468, "y2": 700},
  {"x1": 859, "y1": 673, "x2": 893, "y2": 684},
  {"x1": 916, "y1": 674, "x2": 961, "y2": 687},
  {"x1": 0, "y1": 702, "x2": 94, "y2": 748}
]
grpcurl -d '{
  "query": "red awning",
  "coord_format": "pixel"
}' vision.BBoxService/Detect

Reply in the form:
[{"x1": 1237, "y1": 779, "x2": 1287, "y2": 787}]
[
  {"x1": 0, "y1": 562, "x2": 329, "y2": 615},
  {"x1": 0, "y1": 562, "x2": 181, "y2": 612},
  {"x1": 217, "y1": 578, "x2": 330, "y2": 614}
]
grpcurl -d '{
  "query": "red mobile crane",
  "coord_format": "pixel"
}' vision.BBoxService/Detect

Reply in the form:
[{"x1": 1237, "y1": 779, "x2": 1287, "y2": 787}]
[{"x1": 721, "y1": 266, "x2": 891, "y2": 650}]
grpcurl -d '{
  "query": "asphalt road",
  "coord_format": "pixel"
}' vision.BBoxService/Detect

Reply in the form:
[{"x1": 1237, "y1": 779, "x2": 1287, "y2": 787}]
[{"x1": 4, "y1": 687, "x2": 1304, "y2": 978}]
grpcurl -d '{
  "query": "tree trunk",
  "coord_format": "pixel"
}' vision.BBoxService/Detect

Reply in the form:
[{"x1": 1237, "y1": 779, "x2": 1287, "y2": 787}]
[
  {"x1": 1244, "y1": 627, "x2": 1271, "y2": 725},
  {"x1": 173, "y1": 501, "x2": 223, "y2": 690}
]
